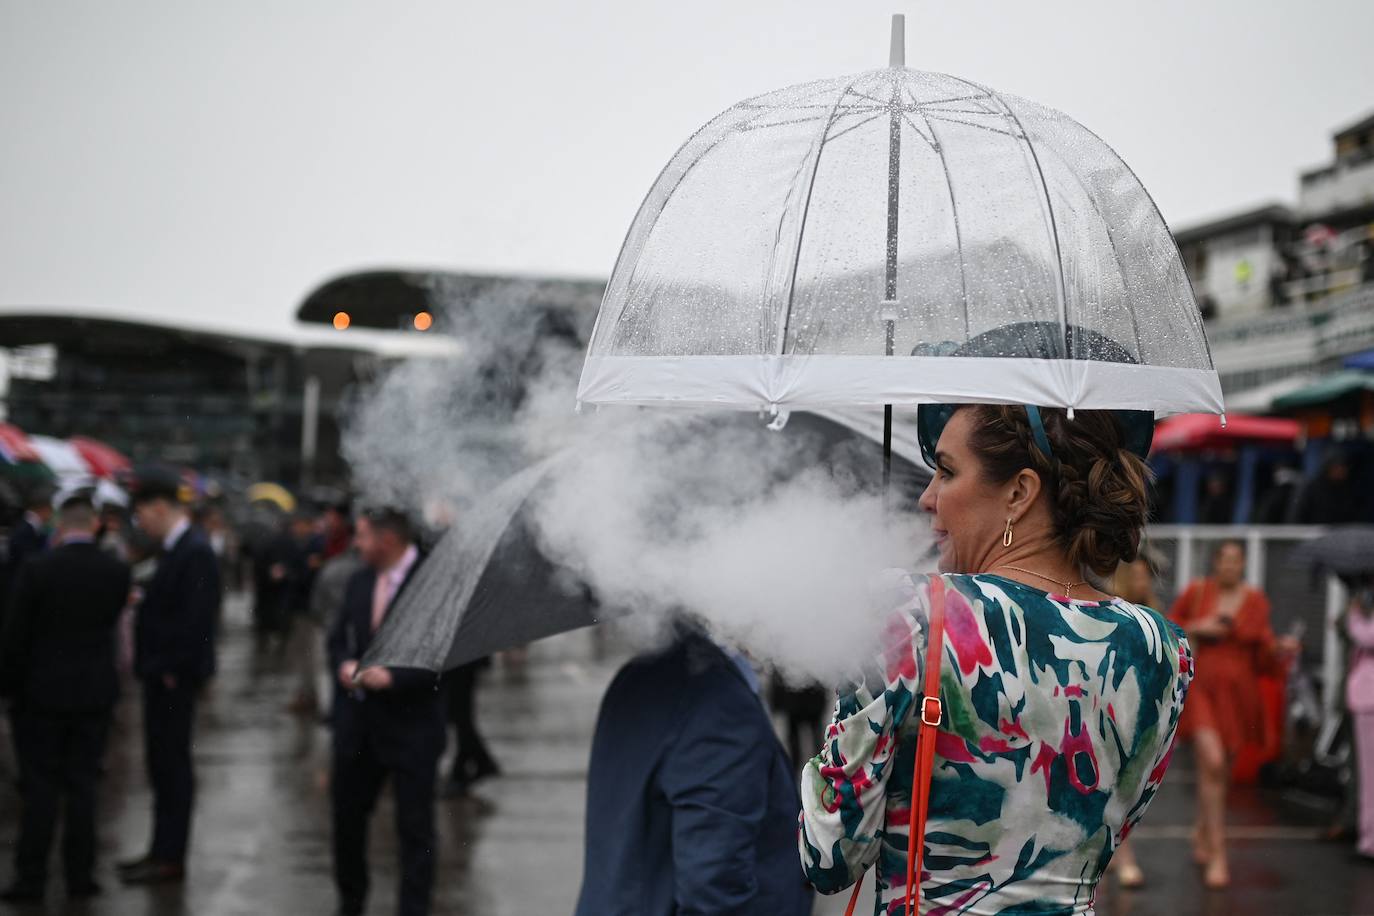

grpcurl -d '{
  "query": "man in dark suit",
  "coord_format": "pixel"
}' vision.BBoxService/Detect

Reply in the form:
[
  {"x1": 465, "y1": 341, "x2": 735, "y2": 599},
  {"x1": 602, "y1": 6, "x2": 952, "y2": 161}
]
[
  {"x1": 327, "y1": 508, "x2": 443, "y2": 916},
  {"x1": 118, "y1": 467, "x2": 220, "y2": 886},
  {"x1": 0, "y1": 487, "x2": 53, "y2": 627},
  {"x1": 0, "y1": 494, "x2": 130, "y2": 902},
  {"x1": 574, "y1": 623, "x2": 813, "y2": 916}
]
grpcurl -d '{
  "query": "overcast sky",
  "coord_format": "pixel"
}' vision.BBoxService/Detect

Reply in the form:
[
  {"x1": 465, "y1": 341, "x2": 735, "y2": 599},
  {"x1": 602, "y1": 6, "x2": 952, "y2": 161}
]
[{"x1": 2, "y1": 1, "x2": 1371, "y2": 335}]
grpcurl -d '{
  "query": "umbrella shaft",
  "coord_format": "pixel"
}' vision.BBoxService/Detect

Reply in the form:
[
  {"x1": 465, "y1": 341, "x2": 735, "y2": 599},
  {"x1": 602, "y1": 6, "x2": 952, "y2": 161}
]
[
  {"x1": 885, "y1": 105, "x2": 901, "y2": 302},
  {"x1": 883, "y1": 404, "x2": 893, "y2": 493}
]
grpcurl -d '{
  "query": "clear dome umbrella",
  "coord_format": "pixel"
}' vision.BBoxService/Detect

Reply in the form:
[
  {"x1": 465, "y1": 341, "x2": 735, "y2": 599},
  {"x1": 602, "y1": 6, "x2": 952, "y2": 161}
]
[{"x1": 578, "y1": 16, "x2": 1223, "y2": 473}]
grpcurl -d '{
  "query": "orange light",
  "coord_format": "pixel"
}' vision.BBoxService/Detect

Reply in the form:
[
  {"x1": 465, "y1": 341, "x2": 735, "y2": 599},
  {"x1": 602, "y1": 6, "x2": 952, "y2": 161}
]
[
  {"x1": 413, "y1": 311, "x2": 433, "y2": 331},
  {"x1": 332, "y1": 311, "x2": 351, "y2": 330}
]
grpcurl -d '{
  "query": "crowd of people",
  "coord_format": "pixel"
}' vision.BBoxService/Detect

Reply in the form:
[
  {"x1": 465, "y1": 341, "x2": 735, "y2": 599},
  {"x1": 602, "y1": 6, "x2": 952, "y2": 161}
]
[
  {"x1": 0, "y1": 412, "x2": 1372, "y2": 913},
  {"x1": 0, "y1": 471, "x2": 502, "y2": 914}
]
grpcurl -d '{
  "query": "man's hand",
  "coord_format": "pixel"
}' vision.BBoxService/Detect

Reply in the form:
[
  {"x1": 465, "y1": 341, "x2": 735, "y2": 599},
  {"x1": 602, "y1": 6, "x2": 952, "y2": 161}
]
[
  {"x1": 357, "y1": 667, "x2": 394, "y2": 692},
  {"x1": 162, "y1": 673, "x2": 178, "y2": 690},
  {"x1": 338, "y1": 660, "x2": 360, "y2": 690},
  {"x1": 270, "y1": 563, "x2": 286, "y2": 581}
]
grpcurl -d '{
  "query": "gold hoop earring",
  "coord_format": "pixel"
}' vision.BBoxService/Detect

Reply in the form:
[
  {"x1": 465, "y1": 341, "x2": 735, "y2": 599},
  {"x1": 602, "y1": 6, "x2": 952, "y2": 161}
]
[{"x1": 1003, "y1": 518, "x2": 1014, "y2": 548}]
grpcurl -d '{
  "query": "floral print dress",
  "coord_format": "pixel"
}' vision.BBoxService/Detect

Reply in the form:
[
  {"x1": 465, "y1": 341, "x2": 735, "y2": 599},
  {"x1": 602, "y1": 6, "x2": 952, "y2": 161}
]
[{"x1": 799, "y1": 573, "x2": 1192, "y2": 915}]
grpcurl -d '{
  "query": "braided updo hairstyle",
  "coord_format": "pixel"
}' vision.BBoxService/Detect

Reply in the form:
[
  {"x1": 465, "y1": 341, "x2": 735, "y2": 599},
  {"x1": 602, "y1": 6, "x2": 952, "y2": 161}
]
[{"x1": 961, "y1": 405, "x2": 1152, "y2": 577}]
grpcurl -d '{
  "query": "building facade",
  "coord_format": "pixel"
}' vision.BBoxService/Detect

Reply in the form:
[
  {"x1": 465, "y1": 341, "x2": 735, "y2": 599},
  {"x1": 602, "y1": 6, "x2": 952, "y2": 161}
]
[
  {"x1": 1175, "y1": 109, "x2": 1374, "y2": 408},
  {"x1": 0, "y1": 311, "x2": 454, "y2": 487}
]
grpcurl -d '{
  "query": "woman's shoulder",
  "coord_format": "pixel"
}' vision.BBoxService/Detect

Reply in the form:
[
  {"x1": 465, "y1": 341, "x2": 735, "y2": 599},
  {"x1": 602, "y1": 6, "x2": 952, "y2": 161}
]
[
  {"x1": 939, "y1": 572, "x2": 1064, "y2": 607},
  {"x1": 877, "y1": 571, "x2": 1007, "y2": 611}
]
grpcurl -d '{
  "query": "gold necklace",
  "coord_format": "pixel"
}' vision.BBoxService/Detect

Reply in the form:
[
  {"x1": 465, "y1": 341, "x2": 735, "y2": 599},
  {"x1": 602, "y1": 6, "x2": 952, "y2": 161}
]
[{"x1": 995, "y1": 565, "x2": 1087, "y2": 595}]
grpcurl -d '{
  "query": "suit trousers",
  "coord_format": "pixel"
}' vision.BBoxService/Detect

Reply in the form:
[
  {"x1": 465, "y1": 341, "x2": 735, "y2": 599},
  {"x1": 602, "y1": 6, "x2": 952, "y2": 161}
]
[
  {"x1": 11, "y1": 707, "x2": 111, "y2": 888},
  {"x1": 331, "y1": 723, "x2": 439, "y2": 916},
  {"x1": 142, "y1": 677, "x2": 197, "y2": 864}
]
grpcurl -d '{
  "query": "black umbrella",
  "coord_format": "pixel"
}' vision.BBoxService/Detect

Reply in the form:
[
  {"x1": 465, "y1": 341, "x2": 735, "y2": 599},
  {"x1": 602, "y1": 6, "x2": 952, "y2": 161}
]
[
  {"x1": 1290, "y1": 526, "x2": 1374, "y2": 587},
  {"x1": 362, "y1": 411, "x2": 931, "y2": 673}
]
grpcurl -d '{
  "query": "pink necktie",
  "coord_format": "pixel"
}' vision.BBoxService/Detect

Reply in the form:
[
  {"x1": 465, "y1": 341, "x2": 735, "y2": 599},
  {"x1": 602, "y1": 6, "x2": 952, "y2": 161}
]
[{"x1": 370, "y1": 572, "x2": 390, "y2": 633}]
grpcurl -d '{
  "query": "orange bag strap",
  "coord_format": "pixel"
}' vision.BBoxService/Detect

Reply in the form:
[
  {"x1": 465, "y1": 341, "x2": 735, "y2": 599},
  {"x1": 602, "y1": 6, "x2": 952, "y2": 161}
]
[{"x1": 844, "y1": 576, "x2": 946, "y2": 916}]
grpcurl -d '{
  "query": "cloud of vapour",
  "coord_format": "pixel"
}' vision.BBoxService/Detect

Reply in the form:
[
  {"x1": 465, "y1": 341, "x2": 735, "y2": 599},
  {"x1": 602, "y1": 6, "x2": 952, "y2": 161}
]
[{"x1": 342, "y1": 282, "x2": 931, "y2": 685}]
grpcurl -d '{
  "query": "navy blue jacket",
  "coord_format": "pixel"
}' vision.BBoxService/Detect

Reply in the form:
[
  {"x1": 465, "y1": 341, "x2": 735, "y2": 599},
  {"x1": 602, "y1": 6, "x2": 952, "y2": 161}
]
[
  {"x1": 326, "y1": 561, "x2": 445, "y2": 761},
  {"x1": 574, "y1": 630, "x2": 813, "y2": 916},
  {"x1": 134, "y1": 525, "x2": 220, "y2": 682}
]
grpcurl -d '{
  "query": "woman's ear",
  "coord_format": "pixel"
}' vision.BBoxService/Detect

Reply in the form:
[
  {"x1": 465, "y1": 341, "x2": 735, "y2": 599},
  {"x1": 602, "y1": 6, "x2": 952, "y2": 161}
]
[{"x1": 1007, "y1": 467, "x2": 1043, "y2": 521}]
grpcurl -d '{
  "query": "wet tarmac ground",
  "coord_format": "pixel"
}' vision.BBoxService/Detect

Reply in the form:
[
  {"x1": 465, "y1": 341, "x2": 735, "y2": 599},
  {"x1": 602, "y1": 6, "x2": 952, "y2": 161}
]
[{"x1": 0, "y1": 592, "x2": 1369, "y2": 915}]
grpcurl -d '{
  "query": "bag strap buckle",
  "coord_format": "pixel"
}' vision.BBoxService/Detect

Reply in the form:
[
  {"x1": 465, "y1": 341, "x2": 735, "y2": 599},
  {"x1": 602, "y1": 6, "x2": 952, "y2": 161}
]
[{"x1": 920, "y1": 695, "x2": 942, "y2": 728}]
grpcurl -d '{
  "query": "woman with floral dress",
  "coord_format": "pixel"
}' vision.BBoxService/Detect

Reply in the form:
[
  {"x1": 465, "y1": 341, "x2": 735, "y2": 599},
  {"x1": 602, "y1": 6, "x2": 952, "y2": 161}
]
[{"x1": 799, "y1": 405, "x2": 1192, "y2": 915}]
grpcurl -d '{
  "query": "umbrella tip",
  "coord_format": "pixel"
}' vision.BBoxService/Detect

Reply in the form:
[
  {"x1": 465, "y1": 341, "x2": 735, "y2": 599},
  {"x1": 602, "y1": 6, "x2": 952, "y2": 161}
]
[
  {"x1": 889, "y1": 13, "x2": 905, "y2": 68},
  {"x1": 1220, "y1": 412, "x2": 1228, "y2": 429}
]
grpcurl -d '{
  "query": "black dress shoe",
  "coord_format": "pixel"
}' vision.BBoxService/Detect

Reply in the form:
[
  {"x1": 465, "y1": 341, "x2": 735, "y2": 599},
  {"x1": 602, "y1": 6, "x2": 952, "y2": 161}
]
[
  {"x1": 119, "y1": 861, "x2": 185, "y2": 886},
  {"x1": 0, "y1": 883, "x2": 44, "y2": 903},
  {"x1": 67, "y1": 879, "x2": 102, "y2": 898}
]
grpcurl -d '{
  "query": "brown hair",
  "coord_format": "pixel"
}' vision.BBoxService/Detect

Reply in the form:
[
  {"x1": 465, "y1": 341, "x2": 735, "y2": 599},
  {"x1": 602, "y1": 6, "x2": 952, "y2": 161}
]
[{"x1": 961, "y1": 405, "x2": 1152, "y2": 576}]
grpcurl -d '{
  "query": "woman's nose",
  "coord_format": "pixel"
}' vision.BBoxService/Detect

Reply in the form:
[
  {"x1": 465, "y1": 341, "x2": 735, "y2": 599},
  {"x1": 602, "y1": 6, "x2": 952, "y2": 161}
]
[{"x1": 918, "y1": 478, "x2": 937, "y2": 512}]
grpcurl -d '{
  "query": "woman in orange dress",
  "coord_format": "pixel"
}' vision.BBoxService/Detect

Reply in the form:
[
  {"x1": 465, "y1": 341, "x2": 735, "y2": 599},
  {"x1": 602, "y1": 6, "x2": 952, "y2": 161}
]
[{"x1": 1169, "y1": 540, "x2": 1295, "y2": 889}]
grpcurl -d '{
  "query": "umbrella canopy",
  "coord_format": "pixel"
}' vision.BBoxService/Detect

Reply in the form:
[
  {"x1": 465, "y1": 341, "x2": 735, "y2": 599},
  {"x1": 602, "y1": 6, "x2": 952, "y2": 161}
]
[
  {"x1": 578, "y1": 41, "x2": 1220, "y2": 417},
  {"x1": 247, "y1": 482, "x2": 297, "y2": 513},
  {"x1": 363, "y1": 457, "x2": 589, "y2": 673},
  {"x1": 68, "y1": 436, "x2": 132, "y2": 480},
  {"x1": 1290, "y1": 526, "x2": 1374, "y2": 587},
  {"x1": 28, "y1": 435, "x2": 92, "y2": 484},
  {"x1": 1271, "y1": 371, "x2": 1374, "y2": 412},
  {"x1": 1152, "y1": 413, "x2": 1302, "y2": 452},
  {"x1": 362, "y1": 411, "x2": 932, "y2": 673}
]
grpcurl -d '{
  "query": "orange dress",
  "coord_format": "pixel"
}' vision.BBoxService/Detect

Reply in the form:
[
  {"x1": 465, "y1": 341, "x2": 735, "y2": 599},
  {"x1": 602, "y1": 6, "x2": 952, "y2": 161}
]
[{"x1": 1169, "y1": 578, "x2": 1281, "y2": 755}]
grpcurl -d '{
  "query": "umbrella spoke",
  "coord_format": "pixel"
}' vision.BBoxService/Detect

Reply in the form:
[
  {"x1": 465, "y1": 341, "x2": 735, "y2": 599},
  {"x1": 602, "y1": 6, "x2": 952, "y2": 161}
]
[
  {"x1": 826, "y1": 110, "x2": 890, "y2": 144},
  {"x1": 917, "y1": 107, "x2": 1008, "y2": 117},
  {"x1": 898, "y1": 112, "x2": 938, "y2": 151},
  {"x1": 912, "y1": 91, "x2": 995, "y2": 108},
  {"x1": 777, "y1": 78, "x2": 869, "y2": 353},
  {"x1": 909, "y1": 95, "x2": 972, "y2": 339},
  {"x1": 919, "y1": 112, "x2": 1024, "y2": 140},
  {"x1": 733, "y1": 112, "x2": 841, "y2": 134}
]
